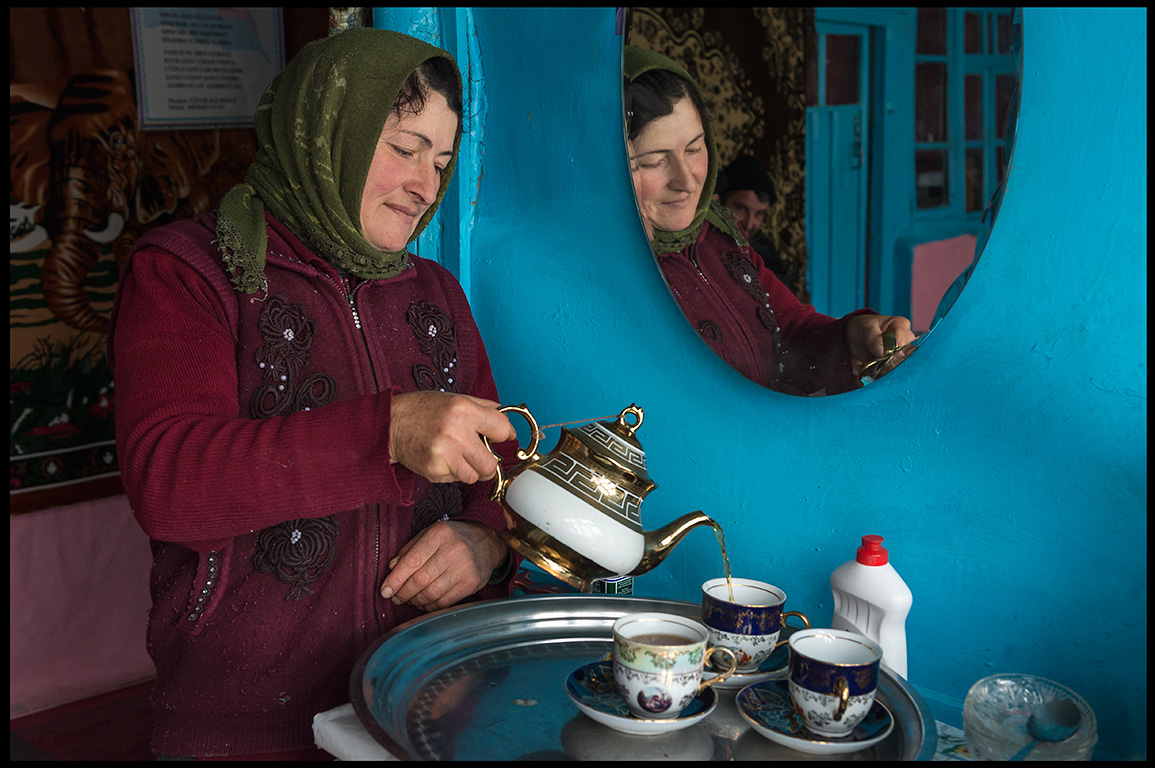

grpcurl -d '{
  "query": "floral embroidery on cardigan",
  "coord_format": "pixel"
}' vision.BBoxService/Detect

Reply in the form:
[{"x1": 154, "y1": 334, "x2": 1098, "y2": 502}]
[
  {"x1": 250, "y1": 294, "x2": 337, "y2": 418},
  {"x1": 722, "y1": 250, "x2": 780, "y2": 333},
  {"x1": 252, "y1": 516, "x2": 340, "y2": 601},
  {"x1": 248, "y1": 294, "x2": 339, "y2": 599},
  {"x1": 410, "y1": 481, "x2": 463, "y2": 538},
  {"x1": 697, "y1": 319, "x2": 723, "y2": 345},
  {"x1": 406, "y1": 301, "x2": 465, "y2": 532},
  {"x1": 406, "y1": 300, "x2": 459, "y2": 393}
]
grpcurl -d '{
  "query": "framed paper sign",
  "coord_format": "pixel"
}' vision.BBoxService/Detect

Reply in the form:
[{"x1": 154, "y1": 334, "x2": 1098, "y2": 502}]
[{"x1": 130, "y1": 7, "x2": 284, "y2": 129}]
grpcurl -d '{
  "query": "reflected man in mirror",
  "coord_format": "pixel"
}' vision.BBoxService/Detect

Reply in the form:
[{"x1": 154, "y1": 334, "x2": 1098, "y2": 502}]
[{"x1": 715, "y1": 155, "x2": 795, "y2": 296}]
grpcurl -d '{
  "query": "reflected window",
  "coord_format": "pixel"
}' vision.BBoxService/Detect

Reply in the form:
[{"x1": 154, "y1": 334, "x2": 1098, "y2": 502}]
[
  {"x1": 824, "y1": 34, "x2": 861, "y2": 105},
  {"x1": 915, "y1": 7, "x2": 1016, "y2": 215},
  {"x1": 916, "y1": 149, "x2": 948, "y2": 209},
  {"x1": 915, "y1": 62, "x2": 947, "y2": 143},
  {"x1": 917, "y1": 7, "x2": 947, "y2": 55}
]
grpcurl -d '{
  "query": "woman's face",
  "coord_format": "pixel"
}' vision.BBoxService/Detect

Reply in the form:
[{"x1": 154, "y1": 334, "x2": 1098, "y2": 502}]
[
  {"x1": 628, "y1": 97, "x2": 709, "y2": 240},
  {"x1": 360, "y1": 91, "x2": 457, "y2": 252}
]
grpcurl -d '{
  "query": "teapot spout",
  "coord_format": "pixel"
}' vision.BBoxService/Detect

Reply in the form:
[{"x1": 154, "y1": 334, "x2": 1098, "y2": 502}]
[{"x1": 628, "y1": 510, "x2": 718, "y2": 578}]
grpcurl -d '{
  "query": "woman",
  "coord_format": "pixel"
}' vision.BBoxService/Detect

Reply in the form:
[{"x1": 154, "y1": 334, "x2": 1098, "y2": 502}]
[
  {"x1": 624, "y1": 46, "x2": 914, "y2": 396},
  {"x1": 107, "y1": 29, "x2": 518, "y2": 759}
]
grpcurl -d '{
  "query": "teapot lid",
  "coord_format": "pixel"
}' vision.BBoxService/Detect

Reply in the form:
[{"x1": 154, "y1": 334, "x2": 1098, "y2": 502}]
[{"x1": 570, "y1": 404, "x2": 654, "y2": 488}]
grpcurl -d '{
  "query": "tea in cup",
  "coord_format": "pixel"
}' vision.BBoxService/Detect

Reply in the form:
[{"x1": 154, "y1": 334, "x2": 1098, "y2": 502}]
[
  {"x1": 787, "y1": 628, "x2": 883, "y2": 737},
  {"x1": 701, "y1": 578, "x2": 811, "y2": 674},
  {"x1": 611, "y1": 612, "x2": 738, "y2": 719}
]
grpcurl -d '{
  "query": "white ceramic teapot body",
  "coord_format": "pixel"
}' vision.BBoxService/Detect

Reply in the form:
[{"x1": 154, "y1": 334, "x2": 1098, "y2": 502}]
[{"x1": 486, "y1": 404, "x2": 715, "y2": 591}]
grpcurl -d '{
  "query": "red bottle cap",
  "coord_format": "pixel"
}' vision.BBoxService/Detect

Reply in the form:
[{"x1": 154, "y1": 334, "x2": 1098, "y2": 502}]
[{"x1": 856, "y1": 535, "x2": 889, "y2": 565}]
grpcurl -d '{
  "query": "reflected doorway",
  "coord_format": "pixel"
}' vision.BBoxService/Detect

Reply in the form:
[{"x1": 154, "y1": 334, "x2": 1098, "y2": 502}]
[{"x1": 807, "y1": 20, "x2": 872, "y2": 318}]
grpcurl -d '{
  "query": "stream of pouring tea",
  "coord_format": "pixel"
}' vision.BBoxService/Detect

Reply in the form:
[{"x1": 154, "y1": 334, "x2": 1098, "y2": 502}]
[{"x1": 711, "y1": 522, "x2": 734, "y2": 602}]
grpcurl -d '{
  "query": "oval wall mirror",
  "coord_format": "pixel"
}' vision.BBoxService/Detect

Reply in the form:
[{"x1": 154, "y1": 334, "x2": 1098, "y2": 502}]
[{"x1": 623, "y1": 7, "x2": 1021, "y2": 396}]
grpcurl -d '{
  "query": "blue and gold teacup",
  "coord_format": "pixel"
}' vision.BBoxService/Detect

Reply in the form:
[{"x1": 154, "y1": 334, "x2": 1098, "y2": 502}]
[
  {"x1": 788, "y1": 628, "x2": 883, "y2": 737},
  {"x1": 701, "y1": 578, "x2": 810, "y2": 673}
]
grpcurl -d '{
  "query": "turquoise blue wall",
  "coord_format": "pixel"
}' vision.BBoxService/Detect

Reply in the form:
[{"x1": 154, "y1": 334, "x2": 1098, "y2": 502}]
[{"x1": 467, "y1": 8, "x2": 1145, "y2": 760}]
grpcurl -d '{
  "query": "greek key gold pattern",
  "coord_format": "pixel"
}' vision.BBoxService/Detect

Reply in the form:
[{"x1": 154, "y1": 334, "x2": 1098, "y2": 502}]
[
  {"x1": 574, "y1": 423, "x2": 648, "y2": 474},
  {"x1": 536, "y1": 453, "x2": 643, "y2": 526}
]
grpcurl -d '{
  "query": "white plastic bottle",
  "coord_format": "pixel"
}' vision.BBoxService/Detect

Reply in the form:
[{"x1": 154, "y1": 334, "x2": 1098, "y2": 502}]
[{"x1": 830, "y1": 535, "x2": 913, "y2": 679}]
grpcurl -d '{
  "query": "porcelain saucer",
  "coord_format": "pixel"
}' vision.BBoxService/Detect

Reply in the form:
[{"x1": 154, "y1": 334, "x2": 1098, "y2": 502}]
[
  {"x1": 702, "y1": 644, "x2": 788, "y2": 690},
  {"x1": 735, "y1": 678, "x2": 894, "y2": 755},
  {"x1": 564, "y1": 660, "x2": 717, "y2": 736}
]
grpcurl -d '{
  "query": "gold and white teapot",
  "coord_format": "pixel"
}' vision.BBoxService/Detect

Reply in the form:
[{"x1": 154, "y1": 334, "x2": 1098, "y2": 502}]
[{"x1": 484, "y1": 404, "x2": 716, "y2": 592}]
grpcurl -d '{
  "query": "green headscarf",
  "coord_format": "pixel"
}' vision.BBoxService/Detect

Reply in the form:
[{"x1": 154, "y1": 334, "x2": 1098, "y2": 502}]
[
  {"x1": 215, "y1": 28, "x2": 462, "y2": 294},
  {"x1": 623, "y1": 45, "x2": 746, "y2": 254}
]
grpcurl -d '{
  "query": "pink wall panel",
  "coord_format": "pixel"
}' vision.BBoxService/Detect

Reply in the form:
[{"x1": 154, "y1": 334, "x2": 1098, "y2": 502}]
[
  {"x1": 9, "y1": 494, "x2": 155, "y2": 716},
  {"x1": 911, "y1": 233, "x2": 978, "y2": 334}
]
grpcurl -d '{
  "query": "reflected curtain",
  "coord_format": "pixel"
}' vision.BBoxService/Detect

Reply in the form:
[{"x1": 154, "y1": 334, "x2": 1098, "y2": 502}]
[{"x1": 626, "y1": 7, "x2": 812, "y2": 301}]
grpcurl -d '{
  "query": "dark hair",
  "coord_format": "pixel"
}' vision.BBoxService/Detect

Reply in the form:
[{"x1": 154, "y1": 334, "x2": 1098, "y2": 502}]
[
  {"x1": 624, "y1": 68, "x2": 708, "y2": 141},
  {"x1": 724, "y1": 189, "x2": 773, "y2": 205},
  {"x1": 394, "y1": 56, "x2": 463, "y2": 122},
  {"x1": 718, "y1": 155, "x2": 776, "y2": 207}
]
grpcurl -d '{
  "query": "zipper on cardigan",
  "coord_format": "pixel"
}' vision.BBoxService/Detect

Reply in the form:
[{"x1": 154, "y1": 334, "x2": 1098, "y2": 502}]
[
  {"x1": 336, "y1": 274, "x2": 383, "y2": 390},
  {"x1": 336, "y1": 273, "x2": 363, "y2": 329},
  {"x1": 321, "y1": 272, "x2": 386, "y2": 635},
  {"x1": 346, "y1": 292, "x2": 362, "y2": 329},
  {"x1": 271, "y1": 251, "x2": 377, "y2": 383},
  {"x1": 689, "y1": 250, "x2": 713, "y2": 287},
  {"x1": 686, "y1": 248, "x2": 763, "y2": 364}
]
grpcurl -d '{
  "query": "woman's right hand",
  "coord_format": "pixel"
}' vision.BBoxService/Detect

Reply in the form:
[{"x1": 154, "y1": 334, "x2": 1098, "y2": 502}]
[{"x1": 388, "y1": 391, "x2": 516, "y2": 484}]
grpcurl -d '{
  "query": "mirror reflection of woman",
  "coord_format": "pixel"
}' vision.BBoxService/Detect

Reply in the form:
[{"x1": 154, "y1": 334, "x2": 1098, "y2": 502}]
[{"x1": 624, "y1": 46, "x2": 915, "y2": 396}]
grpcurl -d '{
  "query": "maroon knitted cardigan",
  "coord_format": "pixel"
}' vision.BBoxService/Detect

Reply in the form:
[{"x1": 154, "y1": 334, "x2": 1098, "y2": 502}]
[
  {"x1": 107, "y1": 212, "x2": 517, "y2": 757},
  {"x1": 655, "y1": 221, "x2": 870, "y2": 396}
]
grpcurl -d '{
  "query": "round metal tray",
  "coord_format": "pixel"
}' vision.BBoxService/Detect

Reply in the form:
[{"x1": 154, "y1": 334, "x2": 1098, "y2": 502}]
[{"x1": 351, "y1": 594, "x2": 937, "y2": 760}]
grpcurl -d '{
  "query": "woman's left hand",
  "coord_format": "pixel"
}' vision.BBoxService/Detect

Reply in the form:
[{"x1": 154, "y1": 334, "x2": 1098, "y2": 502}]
[
  {"x1": 845, "y1": 314, "x2": 917, "y2": 367},
  {"x1": 379, "y1": 520, "x2": 506, "y2": 612}
]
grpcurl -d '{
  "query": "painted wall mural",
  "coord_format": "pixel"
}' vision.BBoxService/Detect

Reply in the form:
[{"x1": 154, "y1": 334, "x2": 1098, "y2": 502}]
[{"x1": 10, "y1": 68, "x2": 255, "y2": 511}]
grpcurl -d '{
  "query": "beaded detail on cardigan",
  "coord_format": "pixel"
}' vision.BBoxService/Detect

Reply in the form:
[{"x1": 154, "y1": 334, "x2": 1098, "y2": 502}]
[
  {"x1": 697, "y1": 319, "x2": 723, "y2": 345},
  {"x1": 407, "y1": 300, "x2": 460, "y2": 394},
  {"x1": 188, "y1": 551, "x2": 221, "y2": 622},
  {"x1": 407, "y1": 299, "x2": 465, "y2": 530}
]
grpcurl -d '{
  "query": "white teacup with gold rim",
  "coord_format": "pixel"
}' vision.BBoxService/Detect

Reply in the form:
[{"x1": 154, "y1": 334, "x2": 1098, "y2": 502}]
[{"x1": 611, "y1": 612, "x2": 738, "y2": 719}]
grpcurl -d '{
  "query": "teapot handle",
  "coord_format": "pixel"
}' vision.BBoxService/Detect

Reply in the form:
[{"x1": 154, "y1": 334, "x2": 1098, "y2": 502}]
[{"x1": 482, "y1": 404, "x2": 540, "y2": 502}]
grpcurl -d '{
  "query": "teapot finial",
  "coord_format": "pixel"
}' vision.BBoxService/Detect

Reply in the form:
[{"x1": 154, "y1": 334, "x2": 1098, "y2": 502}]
[{"x1": 616, "y1": 404, "x2": 644, "y2": 438}]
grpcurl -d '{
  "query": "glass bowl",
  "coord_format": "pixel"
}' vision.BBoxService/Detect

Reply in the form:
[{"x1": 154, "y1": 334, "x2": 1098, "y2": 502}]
[{"x1": 963, "y1": 674, "x2": 1097, "y2": 761}]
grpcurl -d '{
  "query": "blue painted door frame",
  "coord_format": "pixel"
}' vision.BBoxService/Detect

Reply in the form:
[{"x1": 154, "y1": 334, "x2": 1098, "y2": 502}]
[
  {"x1": 807, "y1": 19, "x2": 872, "y2": 317},
  {"x1": 372, "y1": 7, "x2": 486, "y2": 297},
  {"x1": 809, "y1": 8, "x2": 917, "y2": 321}
]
